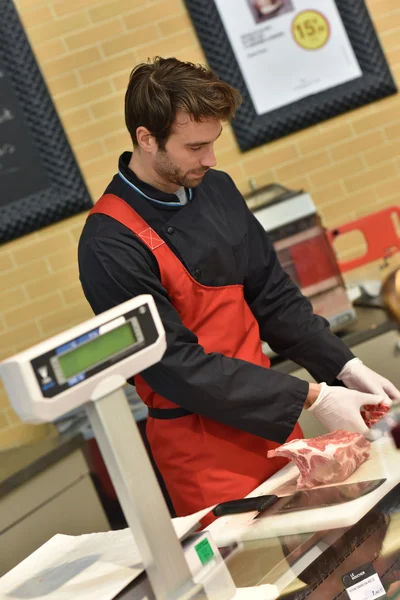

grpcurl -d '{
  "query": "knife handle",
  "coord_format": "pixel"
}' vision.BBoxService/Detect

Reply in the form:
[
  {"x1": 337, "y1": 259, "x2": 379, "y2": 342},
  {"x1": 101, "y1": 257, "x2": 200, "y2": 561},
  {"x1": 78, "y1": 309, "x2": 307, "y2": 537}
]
[{"x1": 213, "y1": 494, "x2": 279, "y2": 517}]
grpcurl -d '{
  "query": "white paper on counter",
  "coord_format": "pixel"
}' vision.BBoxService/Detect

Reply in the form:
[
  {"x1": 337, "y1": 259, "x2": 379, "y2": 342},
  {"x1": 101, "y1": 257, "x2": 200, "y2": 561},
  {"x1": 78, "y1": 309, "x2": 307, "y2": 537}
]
[
  {"x1": 233, "y1": 584, "x2": 279, "y2": 600},
  {"x1": 0, "y1": 508, "x2": 212, "y2": 600}
]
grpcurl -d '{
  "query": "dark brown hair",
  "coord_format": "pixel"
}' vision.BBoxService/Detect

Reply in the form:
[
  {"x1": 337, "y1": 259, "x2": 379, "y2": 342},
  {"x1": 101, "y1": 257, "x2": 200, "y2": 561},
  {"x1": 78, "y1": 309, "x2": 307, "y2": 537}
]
[{"x1": 125, "y1": 56, "x2": 242, "y2": 149}]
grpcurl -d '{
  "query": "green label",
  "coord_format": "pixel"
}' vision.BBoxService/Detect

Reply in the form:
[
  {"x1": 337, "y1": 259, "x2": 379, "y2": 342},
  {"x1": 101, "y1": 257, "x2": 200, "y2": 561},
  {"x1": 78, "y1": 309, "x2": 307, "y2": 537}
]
[{"x1": 195, "y1": 538, "x2": 214, "y2": 566}]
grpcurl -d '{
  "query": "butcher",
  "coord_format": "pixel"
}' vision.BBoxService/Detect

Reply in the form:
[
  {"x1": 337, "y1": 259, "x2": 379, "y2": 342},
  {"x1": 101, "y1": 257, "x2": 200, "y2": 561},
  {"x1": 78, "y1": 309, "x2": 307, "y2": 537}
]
[{"x1": 78, "y1": 56, "x2": 400, "y2": 519}]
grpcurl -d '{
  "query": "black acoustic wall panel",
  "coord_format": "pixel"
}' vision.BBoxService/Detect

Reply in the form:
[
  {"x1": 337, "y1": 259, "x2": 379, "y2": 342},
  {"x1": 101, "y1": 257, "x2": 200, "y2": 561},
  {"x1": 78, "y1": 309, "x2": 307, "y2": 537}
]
[{"x1": 0, "y1": 0, "x2": 93, "y2": 244}]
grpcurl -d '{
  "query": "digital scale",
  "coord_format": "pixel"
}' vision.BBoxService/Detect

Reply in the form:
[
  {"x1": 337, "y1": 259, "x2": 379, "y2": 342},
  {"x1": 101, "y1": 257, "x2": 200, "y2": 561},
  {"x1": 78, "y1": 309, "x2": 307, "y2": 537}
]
[{"x1": 0, "y1": 295, "x2": 236, "y2": 600}]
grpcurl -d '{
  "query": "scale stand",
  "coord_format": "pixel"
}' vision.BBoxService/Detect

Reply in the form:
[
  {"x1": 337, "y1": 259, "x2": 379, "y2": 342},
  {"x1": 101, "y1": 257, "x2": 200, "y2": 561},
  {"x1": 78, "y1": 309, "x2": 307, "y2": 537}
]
[{"x1": 86, "y1": 379, "x2": 206, "y2": 600}]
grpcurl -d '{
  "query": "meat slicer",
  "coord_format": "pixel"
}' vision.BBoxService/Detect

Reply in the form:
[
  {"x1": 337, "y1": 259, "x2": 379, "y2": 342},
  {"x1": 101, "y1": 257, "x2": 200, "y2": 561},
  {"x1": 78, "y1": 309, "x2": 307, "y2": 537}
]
[{"x1": 245, "y1": 182, "x2": 356, "y2": 357}]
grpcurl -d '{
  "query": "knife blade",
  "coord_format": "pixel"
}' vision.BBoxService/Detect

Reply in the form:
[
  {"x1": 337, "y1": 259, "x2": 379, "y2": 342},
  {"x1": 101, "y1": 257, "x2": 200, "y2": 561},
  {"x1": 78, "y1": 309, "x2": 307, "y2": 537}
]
[{"x1": 212, "y1": 478, "x2": 386, "y2": 518}]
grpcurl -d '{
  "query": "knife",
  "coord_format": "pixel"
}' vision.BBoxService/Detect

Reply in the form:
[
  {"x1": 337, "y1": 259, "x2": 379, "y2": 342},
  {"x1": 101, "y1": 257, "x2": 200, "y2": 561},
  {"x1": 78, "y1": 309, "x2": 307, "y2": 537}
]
[
  {"x1": 212, "y1": 478, "x2": 386, "y2": 518},
  {"x1": 213, "y1": 494, "x2": 280, "y2": 517}
]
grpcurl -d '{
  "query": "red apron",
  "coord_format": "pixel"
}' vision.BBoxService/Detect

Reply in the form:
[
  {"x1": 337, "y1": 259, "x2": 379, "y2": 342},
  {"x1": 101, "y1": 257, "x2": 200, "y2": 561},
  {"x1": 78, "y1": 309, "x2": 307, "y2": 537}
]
[{"x1": 89, "y1": 194, "x2": 303, "y2": 521}]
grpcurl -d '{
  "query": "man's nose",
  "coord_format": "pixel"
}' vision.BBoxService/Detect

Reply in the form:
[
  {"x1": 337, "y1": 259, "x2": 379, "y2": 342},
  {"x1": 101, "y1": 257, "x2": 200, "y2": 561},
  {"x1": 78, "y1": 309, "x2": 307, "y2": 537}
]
[{"x1": 201, "y1": 147, "x2": 217, "y2": 168}]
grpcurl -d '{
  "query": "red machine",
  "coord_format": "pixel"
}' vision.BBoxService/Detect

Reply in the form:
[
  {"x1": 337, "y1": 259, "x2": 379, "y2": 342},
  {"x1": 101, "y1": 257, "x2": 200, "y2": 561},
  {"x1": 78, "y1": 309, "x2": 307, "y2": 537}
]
[
  {"x1": 326, "y1": 206, "x2": 400, "y2": 272},
  {"x1": 249, "y1": 184, "x2": 356, "y2": 336}
]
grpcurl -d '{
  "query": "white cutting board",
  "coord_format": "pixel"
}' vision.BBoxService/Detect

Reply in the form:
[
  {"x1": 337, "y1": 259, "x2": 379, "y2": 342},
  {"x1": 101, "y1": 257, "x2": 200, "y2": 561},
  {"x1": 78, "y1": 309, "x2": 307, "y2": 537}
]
[{"x1": 210, "y1": 437, "x2": 400, "y2": 544}]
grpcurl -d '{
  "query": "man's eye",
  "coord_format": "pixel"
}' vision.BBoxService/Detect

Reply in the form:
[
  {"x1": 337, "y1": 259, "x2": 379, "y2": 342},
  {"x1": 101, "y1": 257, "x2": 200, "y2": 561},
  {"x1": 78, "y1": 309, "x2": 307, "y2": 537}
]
[{"x1": 190, "y1": 147, "x2": 202, "y2": 151}]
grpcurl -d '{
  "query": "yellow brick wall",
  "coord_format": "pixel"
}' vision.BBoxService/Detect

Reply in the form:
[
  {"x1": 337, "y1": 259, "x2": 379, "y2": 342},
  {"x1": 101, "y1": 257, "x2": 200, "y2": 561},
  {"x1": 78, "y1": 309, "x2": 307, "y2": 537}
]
[{"x1": 0, "y1": 0, "x2": 399, "y2": 447}]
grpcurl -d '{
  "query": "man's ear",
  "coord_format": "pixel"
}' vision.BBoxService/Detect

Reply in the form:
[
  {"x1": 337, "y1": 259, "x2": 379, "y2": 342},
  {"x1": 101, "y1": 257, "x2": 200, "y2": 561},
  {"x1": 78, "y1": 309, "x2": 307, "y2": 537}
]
[{"x1": 136, "y1": 126, "x2": 157, "y2": 153}]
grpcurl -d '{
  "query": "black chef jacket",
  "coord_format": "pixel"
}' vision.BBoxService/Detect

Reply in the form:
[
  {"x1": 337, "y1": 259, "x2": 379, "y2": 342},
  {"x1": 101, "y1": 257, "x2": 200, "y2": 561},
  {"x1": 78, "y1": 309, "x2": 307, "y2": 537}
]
[{"x1": 78, "y1": 152, "x2": 354, "y2": 443}]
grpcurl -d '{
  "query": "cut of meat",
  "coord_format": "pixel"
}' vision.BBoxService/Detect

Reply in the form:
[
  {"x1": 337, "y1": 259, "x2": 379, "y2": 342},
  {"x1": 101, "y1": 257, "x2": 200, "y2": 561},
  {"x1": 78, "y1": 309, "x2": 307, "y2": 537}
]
[
  {"x1": 267, "y1": 430, "x2": 371, "y2": 489},
  {"x1": 268, "y1": 431, "x2": 371, "y2": 489},
  {"x1": 361, "y1": 403, "x2": 390, "y2": 428}
]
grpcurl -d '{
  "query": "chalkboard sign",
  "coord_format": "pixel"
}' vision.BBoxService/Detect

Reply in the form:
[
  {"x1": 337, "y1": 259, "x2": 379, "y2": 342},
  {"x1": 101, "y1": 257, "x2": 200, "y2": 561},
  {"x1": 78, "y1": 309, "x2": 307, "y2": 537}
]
[
  {"x1": 0, "y1": 0, "x2": 92, "y2": 244},
  {"x1": 0, "y1": 64, "x2": 49, "y2": 207}
]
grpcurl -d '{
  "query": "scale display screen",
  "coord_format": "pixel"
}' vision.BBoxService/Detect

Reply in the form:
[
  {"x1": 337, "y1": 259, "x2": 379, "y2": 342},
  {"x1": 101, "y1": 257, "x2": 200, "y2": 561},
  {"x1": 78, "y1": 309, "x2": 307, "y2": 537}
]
[{"x1": 58, "y1": 323, "x2": 136, "y2": 379}]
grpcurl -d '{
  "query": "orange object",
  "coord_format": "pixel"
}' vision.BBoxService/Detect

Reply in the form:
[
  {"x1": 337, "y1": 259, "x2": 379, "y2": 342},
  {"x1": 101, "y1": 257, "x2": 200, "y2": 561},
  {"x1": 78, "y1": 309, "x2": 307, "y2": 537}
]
[
  {"x1": 326, "y1": 206, "x2": 400, "y2": 272},
  {"x1": 89, "y1": 194, "x2": 303, "y2": 526}
]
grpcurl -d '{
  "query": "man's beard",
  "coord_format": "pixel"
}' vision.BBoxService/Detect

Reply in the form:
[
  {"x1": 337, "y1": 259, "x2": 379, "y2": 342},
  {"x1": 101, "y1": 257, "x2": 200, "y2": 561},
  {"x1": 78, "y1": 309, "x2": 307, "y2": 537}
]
[{"x1": 154, "y1": 150, "x2": 207, "y2": 188}]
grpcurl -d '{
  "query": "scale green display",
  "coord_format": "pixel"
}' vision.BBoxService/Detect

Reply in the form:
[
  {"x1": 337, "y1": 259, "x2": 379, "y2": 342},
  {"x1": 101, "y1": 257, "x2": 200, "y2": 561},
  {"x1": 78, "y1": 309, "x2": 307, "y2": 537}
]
[{"x1": 57, "y1": 321, "x2": 137, "y2": 380}]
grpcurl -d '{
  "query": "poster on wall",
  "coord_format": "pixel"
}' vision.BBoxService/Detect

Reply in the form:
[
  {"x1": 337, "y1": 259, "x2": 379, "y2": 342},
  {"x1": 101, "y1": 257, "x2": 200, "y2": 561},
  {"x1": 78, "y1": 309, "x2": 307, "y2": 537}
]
[
  {"x1": 185, "y1": 0, "x2": 397, "y2": 151},
  {"x1": 0, "y1": 0, "x2": 93, "y2": 245},
  {"x1": 214, "y1": 0, "x2": 363, "y2": 115}
]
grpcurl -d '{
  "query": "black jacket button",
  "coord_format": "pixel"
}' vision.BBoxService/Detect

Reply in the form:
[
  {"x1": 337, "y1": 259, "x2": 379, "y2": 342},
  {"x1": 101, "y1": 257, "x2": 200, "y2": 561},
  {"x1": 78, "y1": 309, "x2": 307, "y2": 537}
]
[
  {"x1": 195, "y1": 268, "x2": 201, "y2": 279},
  {"x1": 166, "y1": 226, "x2": 175, "y2": 234}
]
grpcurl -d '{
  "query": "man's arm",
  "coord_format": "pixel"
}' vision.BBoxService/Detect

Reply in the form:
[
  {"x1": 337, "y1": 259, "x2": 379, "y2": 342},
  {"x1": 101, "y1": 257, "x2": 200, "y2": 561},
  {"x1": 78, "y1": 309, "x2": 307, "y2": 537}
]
[
  {"x1": 78, "y1": 215, "x2": 309, "y2": 443},
  {"x1": 236, "y1": 181, "x2": 399, "y2": 407},
  {"x1": 243, "y1": 202, "x2": 354, "y2": 384}
]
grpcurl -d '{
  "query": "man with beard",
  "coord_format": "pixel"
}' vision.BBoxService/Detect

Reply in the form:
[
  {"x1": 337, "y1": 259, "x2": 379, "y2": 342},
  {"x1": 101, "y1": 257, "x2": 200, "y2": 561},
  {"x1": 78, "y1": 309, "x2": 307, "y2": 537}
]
[{"x1": 78, "y1": 57, "x2": 398, "y2": 522}]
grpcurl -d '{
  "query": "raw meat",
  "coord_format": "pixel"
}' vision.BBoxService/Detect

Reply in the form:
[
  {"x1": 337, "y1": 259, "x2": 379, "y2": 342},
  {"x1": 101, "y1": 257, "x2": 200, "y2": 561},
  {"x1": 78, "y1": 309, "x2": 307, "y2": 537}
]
[
  {"x1": 361, "y1": 403, "x2": 390, "y2": 428},
  {"x1": 267, "y1": 430, "x2": 371, "y2": 489}
]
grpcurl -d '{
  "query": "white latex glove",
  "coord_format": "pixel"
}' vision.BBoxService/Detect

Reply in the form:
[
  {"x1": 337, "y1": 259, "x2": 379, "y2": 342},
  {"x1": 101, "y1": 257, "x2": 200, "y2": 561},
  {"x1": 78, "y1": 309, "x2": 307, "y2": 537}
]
[
  {"x1": 338, "y1": 357, "x2": 400, "y2": 404},
  {"x1": 307, "y1": 382, "x2": 387, "y2": 437}
]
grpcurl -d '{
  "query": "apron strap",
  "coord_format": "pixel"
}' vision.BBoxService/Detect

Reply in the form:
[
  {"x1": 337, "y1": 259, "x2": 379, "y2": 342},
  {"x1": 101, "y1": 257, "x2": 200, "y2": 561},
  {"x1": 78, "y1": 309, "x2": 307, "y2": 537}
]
[
  {"x1": 148, "y1": 407, "x2": 193, "y2": 419},
  {"x1": 89, "y1": 194, "x2": 166, "y2": 251}
]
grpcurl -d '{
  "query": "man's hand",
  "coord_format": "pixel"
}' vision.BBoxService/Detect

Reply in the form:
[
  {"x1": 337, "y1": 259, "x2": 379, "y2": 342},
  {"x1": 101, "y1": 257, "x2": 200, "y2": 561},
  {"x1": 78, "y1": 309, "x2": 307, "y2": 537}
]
[
  {"x1": 306, "y1": 382, "x2": 388, "y2": 437},
  {"x1": 338, "y1": 358, "x2": 400, "y2": 403}
]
